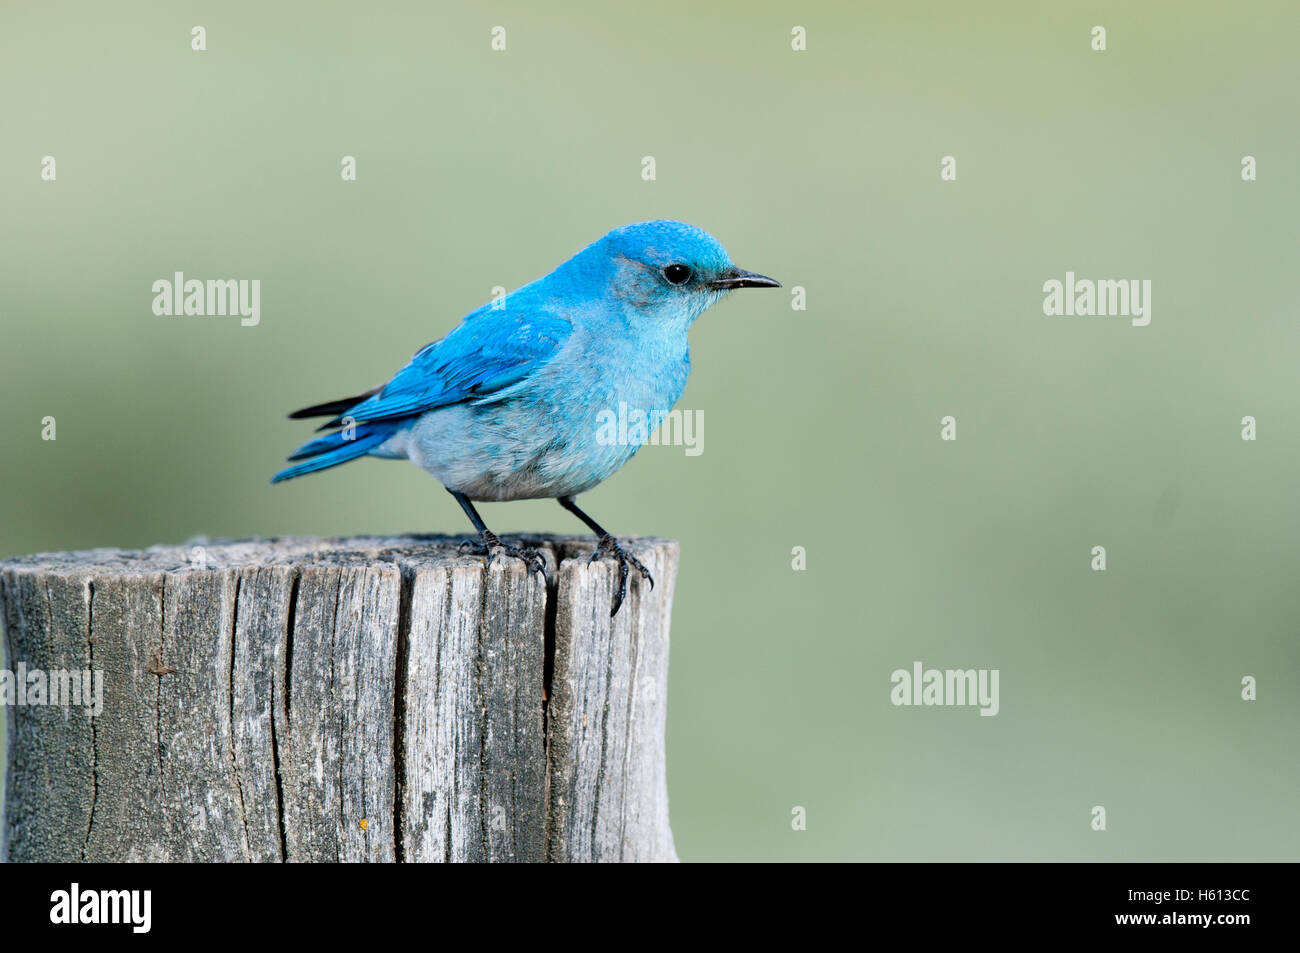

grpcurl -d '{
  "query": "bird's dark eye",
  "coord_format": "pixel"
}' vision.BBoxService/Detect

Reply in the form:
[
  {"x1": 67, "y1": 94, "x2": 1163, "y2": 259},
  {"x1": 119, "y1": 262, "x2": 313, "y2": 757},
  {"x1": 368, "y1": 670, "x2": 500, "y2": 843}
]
[{"x1": 662, "y1": 264, "x2": 692, "y2": 285}]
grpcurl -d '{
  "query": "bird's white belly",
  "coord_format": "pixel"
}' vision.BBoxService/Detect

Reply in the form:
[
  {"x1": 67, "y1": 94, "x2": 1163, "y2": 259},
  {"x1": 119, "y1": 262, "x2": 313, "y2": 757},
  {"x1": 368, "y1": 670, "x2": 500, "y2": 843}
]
[{"x1": 396, "y1": 401, "x2": 640, "y2": 501}]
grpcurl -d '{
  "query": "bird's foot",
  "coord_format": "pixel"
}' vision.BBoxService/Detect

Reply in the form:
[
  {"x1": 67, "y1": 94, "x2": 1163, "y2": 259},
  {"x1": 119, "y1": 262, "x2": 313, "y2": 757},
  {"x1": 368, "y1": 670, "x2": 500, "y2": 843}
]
[
  {"x1": 460, "y1": 532, "x2": 547, "y2": 578},
  {"x1": 589, "y1": 534, "x2": 654, "y2": 617}
]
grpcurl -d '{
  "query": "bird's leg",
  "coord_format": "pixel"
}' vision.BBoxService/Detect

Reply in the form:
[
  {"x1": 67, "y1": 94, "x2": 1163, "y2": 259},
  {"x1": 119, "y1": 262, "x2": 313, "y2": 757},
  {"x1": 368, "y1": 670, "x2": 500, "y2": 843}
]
[
  {"x1": 557, "y1": 496, "x2": 654, "y2": 617},
  {"x1": 448, "y1": 489, "x2": 546, "y2": 577}
]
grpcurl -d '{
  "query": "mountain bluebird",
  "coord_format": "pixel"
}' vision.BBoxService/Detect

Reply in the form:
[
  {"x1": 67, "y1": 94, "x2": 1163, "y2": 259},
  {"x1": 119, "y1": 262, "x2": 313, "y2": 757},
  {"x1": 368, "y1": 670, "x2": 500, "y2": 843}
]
[{"x1": 274, "y1": 220, "x2": 779, "y2": 615}]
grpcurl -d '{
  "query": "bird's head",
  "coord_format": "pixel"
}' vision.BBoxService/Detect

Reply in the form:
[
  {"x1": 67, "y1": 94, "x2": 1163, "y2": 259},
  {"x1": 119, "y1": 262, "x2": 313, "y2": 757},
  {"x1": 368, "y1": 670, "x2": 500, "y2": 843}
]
[{"x1": 562, "y1": 220, "x2": 779, "y2": 328}]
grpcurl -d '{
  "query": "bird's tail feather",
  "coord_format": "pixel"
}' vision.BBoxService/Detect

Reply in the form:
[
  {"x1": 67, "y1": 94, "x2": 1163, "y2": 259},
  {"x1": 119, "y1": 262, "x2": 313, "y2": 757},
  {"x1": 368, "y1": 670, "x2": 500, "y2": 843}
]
[
  {"x1": 270, "y1": 421, "x2": 399, "y2": 483},
  {"x1": 286, "y1": 386, "x2": 382, "y2": 421}
]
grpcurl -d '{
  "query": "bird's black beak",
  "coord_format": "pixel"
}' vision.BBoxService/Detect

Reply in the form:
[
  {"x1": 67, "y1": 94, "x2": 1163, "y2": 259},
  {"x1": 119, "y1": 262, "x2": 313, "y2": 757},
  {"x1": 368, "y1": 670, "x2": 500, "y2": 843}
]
[{"x1": 709, "y1": 267, "x2": 781, "y2": 290}]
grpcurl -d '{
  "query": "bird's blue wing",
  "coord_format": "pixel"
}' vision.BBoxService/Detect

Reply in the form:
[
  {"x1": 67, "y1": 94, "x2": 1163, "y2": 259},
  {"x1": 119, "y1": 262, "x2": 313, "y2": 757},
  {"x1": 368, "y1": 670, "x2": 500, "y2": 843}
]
[
  {"x1": 271, "y1": 304, "x2": 573, "y2": 483},
  {"x1": 328, "y1": 305, "x2": 574, "y2": 427}
]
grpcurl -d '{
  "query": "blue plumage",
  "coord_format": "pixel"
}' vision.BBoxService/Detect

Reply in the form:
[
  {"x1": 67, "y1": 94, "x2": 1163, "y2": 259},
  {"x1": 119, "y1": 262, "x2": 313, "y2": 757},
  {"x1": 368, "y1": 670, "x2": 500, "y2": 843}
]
[
  {"x1": 271, "y1": 422, "x2": 401, "y2": 481},
  {"x1": 275, "y1": 220, "x2": 778, "y2": 614}
]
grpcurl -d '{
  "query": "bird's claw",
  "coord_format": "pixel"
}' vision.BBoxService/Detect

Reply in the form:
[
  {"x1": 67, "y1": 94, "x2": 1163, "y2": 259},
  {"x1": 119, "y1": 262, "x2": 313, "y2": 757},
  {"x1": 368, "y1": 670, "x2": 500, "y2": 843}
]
[
  {"x1": 462, "y1": 534, "x2": 547, "y2": 578},
  {"x1": 589, "y1": 534, "x2": 654, "y2": 617}
]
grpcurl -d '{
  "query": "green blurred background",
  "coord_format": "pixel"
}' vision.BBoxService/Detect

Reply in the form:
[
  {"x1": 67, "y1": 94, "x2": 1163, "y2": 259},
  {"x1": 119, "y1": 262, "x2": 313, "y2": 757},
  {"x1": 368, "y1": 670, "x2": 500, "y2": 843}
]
[{"x1": 2, "y1": 0, "x2": 1297, "y2": 861}]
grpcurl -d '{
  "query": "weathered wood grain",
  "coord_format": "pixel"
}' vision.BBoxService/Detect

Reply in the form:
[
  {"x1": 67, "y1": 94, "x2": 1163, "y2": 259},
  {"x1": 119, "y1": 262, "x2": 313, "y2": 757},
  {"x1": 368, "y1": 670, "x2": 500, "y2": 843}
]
[
  {"x1": 547, "y1": 540, "x2": 678, "y2": 862},
  {"x1": 0, "y1": 535, "x2": 677, "y2": 863}
]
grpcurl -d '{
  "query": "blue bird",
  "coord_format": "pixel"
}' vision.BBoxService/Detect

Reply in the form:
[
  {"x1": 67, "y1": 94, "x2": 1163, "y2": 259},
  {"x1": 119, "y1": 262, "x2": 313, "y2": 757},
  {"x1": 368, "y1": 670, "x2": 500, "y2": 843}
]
[{"x1": 274, "y1": 220, "x2": 779, "y2": 615}]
